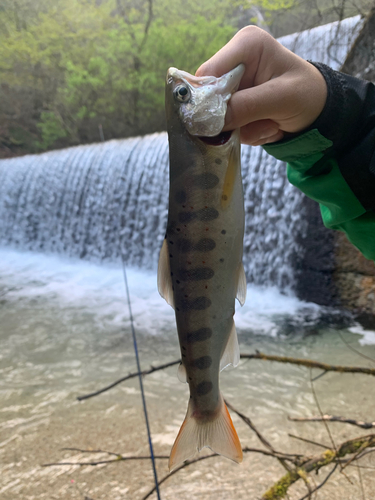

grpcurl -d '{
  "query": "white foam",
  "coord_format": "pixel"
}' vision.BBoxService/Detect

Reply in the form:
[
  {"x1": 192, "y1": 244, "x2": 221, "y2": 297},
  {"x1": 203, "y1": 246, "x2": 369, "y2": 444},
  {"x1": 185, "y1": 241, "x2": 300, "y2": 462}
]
[
  {"x1": 349, "y1": 325, "x2": 375, "y2": 345},
  {"x1": 0, "y1": 247, "x2": 322, "y2": 339}
]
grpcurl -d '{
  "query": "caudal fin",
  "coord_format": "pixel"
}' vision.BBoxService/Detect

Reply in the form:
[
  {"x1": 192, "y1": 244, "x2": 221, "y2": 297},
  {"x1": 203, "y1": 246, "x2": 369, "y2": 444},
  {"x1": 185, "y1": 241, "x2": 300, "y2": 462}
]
[{"x1": 169, "y1": 396, "x2": 242, "y2": 471}]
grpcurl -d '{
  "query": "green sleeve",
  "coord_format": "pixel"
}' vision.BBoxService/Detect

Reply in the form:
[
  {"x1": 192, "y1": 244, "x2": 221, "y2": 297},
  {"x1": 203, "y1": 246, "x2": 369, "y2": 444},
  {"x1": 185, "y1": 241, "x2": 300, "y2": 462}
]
[{"x1": 263, "y1": 129, "x2": 375, "y2": 261}]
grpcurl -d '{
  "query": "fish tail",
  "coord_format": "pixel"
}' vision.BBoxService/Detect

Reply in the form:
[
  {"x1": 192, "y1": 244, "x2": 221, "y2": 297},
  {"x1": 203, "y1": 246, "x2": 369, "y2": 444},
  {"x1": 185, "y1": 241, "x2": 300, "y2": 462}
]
[{"x1": 168, "y1": 395, "x2": 243, "y2": 471}]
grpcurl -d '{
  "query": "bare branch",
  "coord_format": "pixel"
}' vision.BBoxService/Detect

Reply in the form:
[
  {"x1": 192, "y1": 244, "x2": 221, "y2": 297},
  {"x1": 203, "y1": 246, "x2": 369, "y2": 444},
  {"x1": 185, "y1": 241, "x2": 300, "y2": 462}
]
[
  {"x1": 288, "y1": 433, "x2": 331, "y2": 450},
  {"x1": 77, "y1": 360, "x2": 180, "y2": 401},
  {"x1": 225, "y1": 400, "x2": 292, "y2": 473},
  {"x1": 261, "y1": 434, "x2": 375, "y2": 500},
  {"x1": 77, "y1": 353, "x2": 375, "y2": 402},
  {"x1": 297, "y1": 463, "x2": 339, "y2": 500},
  {"x1": 289, "y1": 415, "x2": 375, "y2": 430},
  {"x1": 42, "y1": 455, "x2": 169, "y2": 467},
  {"x1": 309, "y1": 370, "x2": 340, "y2": 471},
  {"x1": 241, "y1": 353, "x2": 375, "y2": 376}
]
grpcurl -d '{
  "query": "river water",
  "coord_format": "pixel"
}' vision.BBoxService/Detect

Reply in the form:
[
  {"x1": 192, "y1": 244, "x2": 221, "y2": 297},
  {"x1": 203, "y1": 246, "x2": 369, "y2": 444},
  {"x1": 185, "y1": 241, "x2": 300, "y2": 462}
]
[{"x1": 1, "y1": 247, "x2": 375, "y2": 500}]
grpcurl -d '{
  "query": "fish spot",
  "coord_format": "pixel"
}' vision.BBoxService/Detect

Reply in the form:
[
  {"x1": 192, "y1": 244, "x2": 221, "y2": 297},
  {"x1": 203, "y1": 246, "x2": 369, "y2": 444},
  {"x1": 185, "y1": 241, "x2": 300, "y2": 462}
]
[
  {"x1": 187, "y1": 327, "x2": 212, "y2": 343},
  {"x1": 177, "y1": 239, "x2": 192, "y2": 253},
  {"x1": 222, "y1": 194, "x2": 228, "y2": 201},
  {"x1": 192, "y1": 356, "x2": 212, "y2": 370},
  {"x1": 182, "y1": 346, "x2": 186, "y2": 351},
  {"x1": 192, "y1": 173, "x2": 219, "y2": 189},
  {"x1": 169, "y1": 254, "x2": 173, "y2": 258},
  {"x1": 175, "y1": 190, "x2": 187, "y2": 203},
  {"x1": 176, "y1": 280, "x2": 180, "y2": 284},
  {"x1": 197, "y1": 207, "x2": 219, "y2": 221},
  {"x1": 169, "y1": 241, "x2": 174, "y2": 245},
  {"x1": 220, "y1": 258, "x2": 224, "y2": 262},
  {"x1": 221, "y1": 229, "x2": 226, "y2": 235},
  {"x1": 178, "y1": 212, "x2": 197, "y2": 224},
  {"x1": 215, "y1": 158, "x2": 222, "y2": 165},
  {"x1": 178, "y1": 267, "x2": 214, "y2": 281},
  {"x1": 191, "y1": 296, "x2": 211, "y2": 310},
  {"x1": 194, "y1": 238, "x2": 216, "y2": 252},
  {"x1": 196, "y1": 381, "x2": 213, "y2": 396}
]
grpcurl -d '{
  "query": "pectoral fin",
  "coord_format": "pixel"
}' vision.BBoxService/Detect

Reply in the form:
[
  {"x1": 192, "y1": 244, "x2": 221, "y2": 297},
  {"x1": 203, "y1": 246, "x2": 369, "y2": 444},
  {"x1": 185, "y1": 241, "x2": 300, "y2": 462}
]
[
  {"x1": 236, "y1": 262, "x2": 247, "y2": 306},
  {"x1": 220, "y1": 321, "x2": 240, "y2": 371},
  {"x1": 157, "y1": 239, "x2": 175, "y2": 309}
]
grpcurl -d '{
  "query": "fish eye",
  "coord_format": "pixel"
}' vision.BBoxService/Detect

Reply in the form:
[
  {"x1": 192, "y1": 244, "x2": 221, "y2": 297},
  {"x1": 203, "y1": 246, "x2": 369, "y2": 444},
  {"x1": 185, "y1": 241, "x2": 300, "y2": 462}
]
[{"x1": 174, "y1": 85, "x2": 190, "y2": 103}]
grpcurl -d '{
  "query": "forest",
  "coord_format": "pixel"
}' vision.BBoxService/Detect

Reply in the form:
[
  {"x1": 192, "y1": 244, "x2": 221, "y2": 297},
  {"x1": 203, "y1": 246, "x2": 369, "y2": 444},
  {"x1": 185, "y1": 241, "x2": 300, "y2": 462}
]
[{"x1": 0, "y1": 0, "x2": 372, "y2": 157}]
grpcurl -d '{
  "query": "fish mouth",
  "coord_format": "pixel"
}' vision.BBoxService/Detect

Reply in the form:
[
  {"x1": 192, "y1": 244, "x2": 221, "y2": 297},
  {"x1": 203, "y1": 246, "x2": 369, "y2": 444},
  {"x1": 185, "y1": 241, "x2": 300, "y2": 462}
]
[{"x1": 198, "y1": 130, "x2": 232, "y2": 146}]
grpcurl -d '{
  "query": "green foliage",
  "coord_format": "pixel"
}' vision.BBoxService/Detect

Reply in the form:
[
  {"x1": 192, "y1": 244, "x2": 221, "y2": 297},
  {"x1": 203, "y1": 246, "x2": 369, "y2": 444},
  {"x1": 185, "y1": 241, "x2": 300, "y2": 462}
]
[
  {"x1": 36, "y1": 111, "x2": 67, "y2": 150},
  {"x1": 0, "y1": 0, "x2": 245, "y2": 149},
  {"x1": 0, "y1": 0, "x2": 370, "y2": 152}
]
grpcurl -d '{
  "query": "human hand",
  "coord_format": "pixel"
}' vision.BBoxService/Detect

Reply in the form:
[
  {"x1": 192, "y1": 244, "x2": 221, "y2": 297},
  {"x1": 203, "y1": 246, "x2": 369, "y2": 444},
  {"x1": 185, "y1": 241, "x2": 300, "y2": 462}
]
[{"x1": 196, "y1": 26, "x2": 327, "y2": 146}]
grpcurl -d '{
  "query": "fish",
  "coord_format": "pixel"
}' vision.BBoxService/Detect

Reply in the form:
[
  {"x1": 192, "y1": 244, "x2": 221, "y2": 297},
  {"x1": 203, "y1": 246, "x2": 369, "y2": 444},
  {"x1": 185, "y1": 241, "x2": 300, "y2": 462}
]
[{"x1": 158, "y1": 64, "x2": 246, "y2": 471}]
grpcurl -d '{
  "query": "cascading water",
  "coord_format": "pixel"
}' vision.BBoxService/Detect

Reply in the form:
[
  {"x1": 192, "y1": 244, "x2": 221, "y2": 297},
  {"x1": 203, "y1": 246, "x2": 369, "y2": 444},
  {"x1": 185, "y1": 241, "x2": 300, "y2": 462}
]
[{"x1": 0, "y1": 16, "x2": 363, "y2": 291}]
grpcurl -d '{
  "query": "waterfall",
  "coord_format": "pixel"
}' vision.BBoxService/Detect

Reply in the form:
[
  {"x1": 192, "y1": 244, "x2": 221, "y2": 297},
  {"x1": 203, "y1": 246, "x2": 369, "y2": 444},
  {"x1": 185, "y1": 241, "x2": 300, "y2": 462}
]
[{"x1": 0, "y1": 16, "x2": 363, "y2": 292}]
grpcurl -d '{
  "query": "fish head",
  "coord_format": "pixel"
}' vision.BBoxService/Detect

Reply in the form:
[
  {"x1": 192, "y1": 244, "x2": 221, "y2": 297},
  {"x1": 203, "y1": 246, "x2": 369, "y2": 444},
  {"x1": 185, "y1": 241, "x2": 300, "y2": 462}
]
[{"x1": 165, "y1": 64, "x2": 245, "y2": 138}]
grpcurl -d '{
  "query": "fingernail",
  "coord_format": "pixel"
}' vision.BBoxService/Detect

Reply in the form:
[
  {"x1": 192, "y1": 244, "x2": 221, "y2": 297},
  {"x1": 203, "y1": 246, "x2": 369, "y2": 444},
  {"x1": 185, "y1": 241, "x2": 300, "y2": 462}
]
[{"x1": 259, "y1": 128, "x2": 279, "y2": 140}]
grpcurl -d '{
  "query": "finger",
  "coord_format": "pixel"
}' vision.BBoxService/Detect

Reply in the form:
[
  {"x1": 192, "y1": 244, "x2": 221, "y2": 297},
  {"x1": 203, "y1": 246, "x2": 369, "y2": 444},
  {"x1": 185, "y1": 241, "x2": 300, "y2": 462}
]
[
  {"x1": 195, "y1": 26, "x2": 269, "y2": 84},
  {"x1": 237, "y1": 119, "x2": 280, "y2": 145},
  {"x1": 247, "y1": 131, "x2": 285, "y2": 147},
  {"x1": 222, "y1": 76, "x2": 297, "y2": 131}
]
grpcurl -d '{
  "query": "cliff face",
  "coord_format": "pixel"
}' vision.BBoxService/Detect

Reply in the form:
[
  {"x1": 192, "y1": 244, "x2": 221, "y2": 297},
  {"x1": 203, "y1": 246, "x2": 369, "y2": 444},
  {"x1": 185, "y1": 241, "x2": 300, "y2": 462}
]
[
  {"x1": 333, "y1": 6, "x2": 375, "y2": 320},
  {"x1": 341, "y1": 6, "x2": 375, "y2": 80},
  {"x1": 334, "y1": 232, "x2": 375, "y2": 320}
]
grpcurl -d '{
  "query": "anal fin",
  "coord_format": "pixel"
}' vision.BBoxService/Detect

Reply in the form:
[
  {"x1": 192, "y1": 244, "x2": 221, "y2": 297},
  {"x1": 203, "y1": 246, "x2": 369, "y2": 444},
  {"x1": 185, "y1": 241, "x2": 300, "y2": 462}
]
[
  {"x1": 236, "y1": 262, "x2": 247, "y2": 306},
  {"x1": 177, "y1": 362, "x2": 187, "y2": 383},
  {"x1": 220, "y1": 321, "x2": 240, "y2": 371}
]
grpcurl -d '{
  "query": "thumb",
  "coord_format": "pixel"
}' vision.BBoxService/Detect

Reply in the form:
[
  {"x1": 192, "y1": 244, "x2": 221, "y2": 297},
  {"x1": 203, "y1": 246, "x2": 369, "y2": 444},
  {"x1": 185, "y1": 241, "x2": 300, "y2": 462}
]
[{"x1": 223, "y1": 77, "x2": 290, "y2": 131}]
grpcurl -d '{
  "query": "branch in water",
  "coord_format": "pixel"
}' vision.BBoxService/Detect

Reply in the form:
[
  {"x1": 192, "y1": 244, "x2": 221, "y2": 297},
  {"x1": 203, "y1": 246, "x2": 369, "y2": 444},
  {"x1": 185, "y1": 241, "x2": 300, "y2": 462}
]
[
  {"x1": 241, "y1": 352, "x2": 375, "y2": 376},
  {"x1": 42, "y1": 454, "x2": 169, "y2": 467},
  {"x1": 76, "y1": 360, "x2": 180, "y2": 401},
  {"x1": 225, "y1": 399, "x2": 295, "y2": 472},
  {"x1": 261, "y1": 434, "x2": 375, "y2": 500},
  {"x1": 289, "y1": 415, "x2": 375, "y2": 429},
  {"x1": 76, "y1": 352, "x2": 375, "y2": 401}
]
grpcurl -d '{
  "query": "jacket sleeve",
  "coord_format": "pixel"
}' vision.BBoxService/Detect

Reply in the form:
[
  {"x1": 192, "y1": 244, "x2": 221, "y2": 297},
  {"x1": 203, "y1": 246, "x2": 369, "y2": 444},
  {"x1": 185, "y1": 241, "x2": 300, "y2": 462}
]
[{"x1": 263, "y1": 62, "x2": 375, "y2": 261}]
